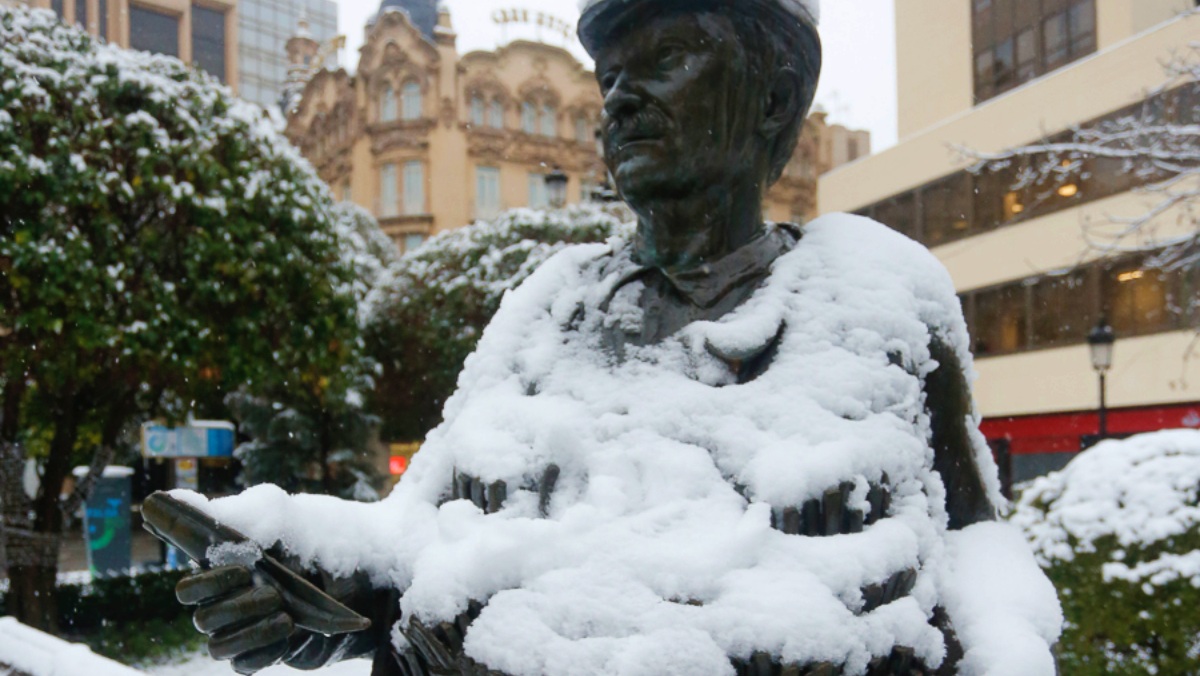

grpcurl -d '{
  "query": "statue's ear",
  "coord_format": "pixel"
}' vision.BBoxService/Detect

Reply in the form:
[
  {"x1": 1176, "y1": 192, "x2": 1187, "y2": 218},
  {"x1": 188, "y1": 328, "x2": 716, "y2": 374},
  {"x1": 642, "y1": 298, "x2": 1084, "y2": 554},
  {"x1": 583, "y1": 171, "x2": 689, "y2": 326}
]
[{"x1": 759, "y1": 67, "x2": 802, "y2": 139}]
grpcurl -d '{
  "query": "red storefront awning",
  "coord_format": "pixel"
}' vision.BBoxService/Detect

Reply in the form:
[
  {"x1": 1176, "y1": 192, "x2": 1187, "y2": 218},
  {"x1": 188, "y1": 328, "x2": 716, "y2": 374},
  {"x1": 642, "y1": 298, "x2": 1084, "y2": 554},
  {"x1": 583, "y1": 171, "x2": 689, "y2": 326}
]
[{"x1": 980, "y1": 402, "x2": 1200, "y2": 455}]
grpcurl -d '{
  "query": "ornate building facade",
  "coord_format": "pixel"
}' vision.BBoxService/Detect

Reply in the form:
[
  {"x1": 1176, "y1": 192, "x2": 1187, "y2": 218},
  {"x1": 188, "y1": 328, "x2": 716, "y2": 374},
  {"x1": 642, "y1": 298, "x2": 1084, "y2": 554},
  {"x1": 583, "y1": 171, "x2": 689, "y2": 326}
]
[{"x1": 286, "y1": 2, "x2": 868, "y2": 252}]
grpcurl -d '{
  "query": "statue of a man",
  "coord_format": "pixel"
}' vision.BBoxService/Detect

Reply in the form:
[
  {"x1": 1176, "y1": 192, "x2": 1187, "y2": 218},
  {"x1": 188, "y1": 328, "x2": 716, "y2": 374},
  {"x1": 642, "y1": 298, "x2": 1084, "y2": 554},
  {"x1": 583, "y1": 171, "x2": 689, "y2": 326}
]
[{"x1": 163, "y1": 1, "x2": 1060, "y2": 674}]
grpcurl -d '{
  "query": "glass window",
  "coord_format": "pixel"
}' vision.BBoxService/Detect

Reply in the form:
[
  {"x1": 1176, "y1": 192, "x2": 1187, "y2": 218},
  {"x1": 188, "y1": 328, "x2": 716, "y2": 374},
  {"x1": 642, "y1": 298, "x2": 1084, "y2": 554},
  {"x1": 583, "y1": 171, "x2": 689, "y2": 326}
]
[
  {"x1": 521, "y1": 102, "x2": 537, "y2": 134},
  {"x1": 540, "y1": 104, "x2": 557, "y2": 137},
  {"x1": 1015, "y1": 27, "x2": 1037, "y2": 83},
  {"x1": 403, "y1": 162, "x2": 424, "y2": 215},
  {"x1": 192, "y1": 4, "x2": 227, "y2": 83},
  {"x1": 975, "y1": 160, "x2": 1025, "y2": 229},
  {"x1": 873, "y1": 193, "x2": 917, "y2": 239},
  {"x1": 1067, "y1": 0, "x2": 1095, "y2": 58},
  {"x1": 575, "y1": 116, "x2": 589, "y2": 143},
  {"x1": 380, "y1": 86, "x2": 397, "y2": 122},
  {"x1": 380, "y1": 163, "x2": 398, "y2": 218},
  {"x1": 1043, "y1": 12, "x2": 1068, "y2": 71},
  {"x1": 75, "y1": 0, "x2": 87, "y2": 29},
  {"x1": 129, "y1": 5, "x2": 179, "y2": 57},
  {"x1": 403, "y1": 234, "x2": 425, "y2": 253},
  {"x1": 528, "y1": 173, "x2": 548, "y2": 209},
  {"x1": 1031, "y1": 271, "x2": 1093, "y2": 347},
  {"x1": 470, "y1": 96, "x2": 485, "y2": 127},
  {"x1": 489, "y1": 99, "x2": 505, "y2": 128},
  {"x1": 974, "y1": 51, "x2": 994, "y2": 101},
  {"x1": 476, "y1": 166, "x2": 501, "y2": 220},
  {"x1": 994, "y1": 38, "x2": 1015, "y2": 93},
  {"x1": 98, "y1": 0, "x2": 107, "y2": 39},
  {"x1": 1104, "y1": 261, "x2": 1173, "y2": 337},
  {"x1": 974, "y1": 284, "x2": 1028, "y2": 356},
  {"x1": 51, "y1": 0, "x2": 64, "y2": 19},
  {"x1": 921, "y1": 174, "x2": 972, "y2": 247},
  {"x1": 402, "y1": 81, "x2": 422, "y2": 120}
]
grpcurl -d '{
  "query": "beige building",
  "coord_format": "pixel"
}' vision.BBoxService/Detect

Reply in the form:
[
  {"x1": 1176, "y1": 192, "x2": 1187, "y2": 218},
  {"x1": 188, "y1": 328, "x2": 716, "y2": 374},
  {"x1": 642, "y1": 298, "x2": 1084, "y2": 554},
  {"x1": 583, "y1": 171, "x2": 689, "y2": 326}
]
[
  {"x1": 820, "y1": 0, "x2": 1200, "y2": 486},
  {"x1": 285, "y1": 3, "x2": 867, "y2": 252},
  {"x1": 17, "y1": 0, "x2": 239, "y2": 88}
]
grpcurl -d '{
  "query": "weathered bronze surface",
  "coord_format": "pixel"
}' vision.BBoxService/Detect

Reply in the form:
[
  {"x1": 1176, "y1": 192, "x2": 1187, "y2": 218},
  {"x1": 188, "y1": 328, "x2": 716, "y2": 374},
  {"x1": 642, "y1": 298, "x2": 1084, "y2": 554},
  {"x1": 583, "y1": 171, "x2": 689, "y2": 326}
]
[{"x1": 152, "y1": 2, "x2": 993, "y2": 674}]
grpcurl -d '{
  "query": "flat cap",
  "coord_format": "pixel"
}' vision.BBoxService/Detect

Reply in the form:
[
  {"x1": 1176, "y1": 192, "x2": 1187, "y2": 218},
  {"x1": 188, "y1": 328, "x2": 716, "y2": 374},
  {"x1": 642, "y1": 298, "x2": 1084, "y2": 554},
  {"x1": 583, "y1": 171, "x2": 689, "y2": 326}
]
[{"x1": 577, "y1": 0, "x2": 820, "y2": 58}]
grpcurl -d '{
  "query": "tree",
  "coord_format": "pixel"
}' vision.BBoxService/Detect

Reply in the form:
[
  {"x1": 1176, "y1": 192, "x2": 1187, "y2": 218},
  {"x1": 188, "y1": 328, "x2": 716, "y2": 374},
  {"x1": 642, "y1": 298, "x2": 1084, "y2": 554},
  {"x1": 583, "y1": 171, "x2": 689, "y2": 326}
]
[
  {"x1": 366, "y1": 205, "x2": 630, "y2": 442},
  {"x1": 964, "y1": 40, "x2": 1198, "y2": 295},
  {"x1": 227, "y1": 202, "x2": 398, "y2": 500},
  {"x1": 0, "y1": 7, "x2": 361, "y2": 629}
]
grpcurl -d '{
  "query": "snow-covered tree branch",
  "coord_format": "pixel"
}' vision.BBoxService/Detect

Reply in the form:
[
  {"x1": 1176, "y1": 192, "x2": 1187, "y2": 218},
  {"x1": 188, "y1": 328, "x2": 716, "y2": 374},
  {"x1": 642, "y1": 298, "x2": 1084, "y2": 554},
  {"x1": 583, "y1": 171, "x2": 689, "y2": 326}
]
[{"x1": 961, "y1": 39, "x2": 1199, "y2": 277}]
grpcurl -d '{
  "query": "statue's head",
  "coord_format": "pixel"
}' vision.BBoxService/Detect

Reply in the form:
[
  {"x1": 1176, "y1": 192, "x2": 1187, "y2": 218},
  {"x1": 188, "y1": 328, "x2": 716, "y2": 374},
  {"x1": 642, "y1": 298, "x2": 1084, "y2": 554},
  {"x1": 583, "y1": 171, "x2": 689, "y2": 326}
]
[{"x1": 579, "y1": 0, "x2": 822, "y2": 207}]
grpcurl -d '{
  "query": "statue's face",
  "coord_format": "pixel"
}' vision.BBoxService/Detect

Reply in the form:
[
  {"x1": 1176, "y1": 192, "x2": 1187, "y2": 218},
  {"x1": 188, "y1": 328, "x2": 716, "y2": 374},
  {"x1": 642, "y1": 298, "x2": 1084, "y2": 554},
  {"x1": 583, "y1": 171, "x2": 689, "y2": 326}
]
[{"x1": 594, "y1": 11, "x2": 763, "y2": 204}]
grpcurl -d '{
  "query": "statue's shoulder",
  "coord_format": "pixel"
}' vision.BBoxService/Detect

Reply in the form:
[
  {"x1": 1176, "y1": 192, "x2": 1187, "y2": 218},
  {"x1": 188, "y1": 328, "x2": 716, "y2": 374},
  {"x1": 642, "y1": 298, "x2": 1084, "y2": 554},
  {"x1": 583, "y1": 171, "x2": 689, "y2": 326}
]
[
  {"x1": 787, "y1": 213, "x2": 957, "y2": 296},
  {"x1": 494, "y1": 237, "x2": 626, "y2": 320}
]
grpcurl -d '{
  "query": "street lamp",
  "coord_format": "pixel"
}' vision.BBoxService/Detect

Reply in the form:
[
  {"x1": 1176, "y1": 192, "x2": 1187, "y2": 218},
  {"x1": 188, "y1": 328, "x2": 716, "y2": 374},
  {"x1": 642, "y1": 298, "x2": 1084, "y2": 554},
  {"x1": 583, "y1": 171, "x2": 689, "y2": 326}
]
[
  {"x1": 1087, "y1": 318, "x2": 1116, "y2": 439},
  {"x1": 544, "y1": 168, "x2": 568, "y2": 209}
]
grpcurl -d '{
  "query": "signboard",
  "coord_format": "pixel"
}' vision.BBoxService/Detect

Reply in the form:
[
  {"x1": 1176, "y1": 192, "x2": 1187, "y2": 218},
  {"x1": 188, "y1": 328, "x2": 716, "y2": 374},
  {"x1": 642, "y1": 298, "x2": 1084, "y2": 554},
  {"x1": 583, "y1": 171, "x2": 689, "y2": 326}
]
[
  {"x1": 141, "y1": 421, "x2": 235, "y2": 459},
  {"x1": 83, "y1": 468, "x2": 133, "y2": 576},
  {"x1": 492, "y1": 8, "x2": 573, "y2": 42}
]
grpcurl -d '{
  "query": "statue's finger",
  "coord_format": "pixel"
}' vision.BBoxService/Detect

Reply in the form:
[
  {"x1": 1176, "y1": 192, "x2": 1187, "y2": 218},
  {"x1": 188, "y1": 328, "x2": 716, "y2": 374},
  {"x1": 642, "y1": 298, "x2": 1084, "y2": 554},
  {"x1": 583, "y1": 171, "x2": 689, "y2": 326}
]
[
  {"x1": 209, "y1": 611, "x2": 294, "y2": 661},
  {"x1": 177, "y1": 565, "x2": 253, "y2": 605},
  {"x1": 231, "y1": 639, "x2": 289, "y2": 675},
  {"x1": 194, "y1": 585, "x2": 283, "y2": 635}
]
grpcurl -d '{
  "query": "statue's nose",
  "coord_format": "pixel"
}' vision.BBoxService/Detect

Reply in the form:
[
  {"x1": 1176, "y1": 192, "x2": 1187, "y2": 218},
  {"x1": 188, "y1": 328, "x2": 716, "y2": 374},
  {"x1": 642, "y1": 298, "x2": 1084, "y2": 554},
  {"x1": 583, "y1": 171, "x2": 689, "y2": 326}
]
[{"x1": 602, "y1": 77, "x2": 641, "y2": 122}]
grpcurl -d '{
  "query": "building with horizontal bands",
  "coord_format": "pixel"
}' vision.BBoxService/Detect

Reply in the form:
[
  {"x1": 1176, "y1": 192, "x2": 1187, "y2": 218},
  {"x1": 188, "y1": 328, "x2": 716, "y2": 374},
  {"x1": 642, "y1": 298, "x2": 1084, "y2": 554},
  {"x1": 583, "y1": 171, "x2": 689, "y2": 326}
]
[
  {"x1": 820, "y1": 0, "x2": 1200, "y2": 487},
  {"x1": 19, "y1": 0, "x2": 240, "y2": 87},
  {"x1": 285, "y1": 0, "x2": 869, "y2": 252}
]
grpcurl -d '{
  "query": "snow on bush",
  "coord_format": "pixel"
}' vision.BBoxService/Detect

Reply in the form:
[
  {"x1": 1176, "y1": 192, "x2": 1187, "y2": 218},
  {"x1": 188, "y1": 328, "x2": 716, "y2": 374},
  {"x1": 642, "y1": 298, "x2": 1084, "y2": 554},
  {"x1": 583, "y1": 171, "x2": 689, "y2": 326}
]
[
  {"x1": 1011, "y1": 429, "x2": 1200, "y2": 675},
  {"x1": 184, "y1": 214, "x2": 1060, "y2": 675}
]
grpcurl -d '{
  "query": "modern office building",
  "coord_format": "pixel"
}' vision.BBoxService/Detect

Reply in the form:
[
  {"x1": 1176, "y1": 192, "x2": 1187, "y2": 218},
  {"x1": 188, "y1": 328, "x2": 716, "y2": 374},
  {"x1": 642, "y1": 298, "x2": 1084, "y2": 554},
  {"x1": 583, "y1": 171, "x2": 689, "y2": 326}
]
[
  {"x1": 18, "y1": 0, "x2": 336, "y2": 110},
  {"x1": 286, "y1": 1, "x2": 869, "y2": 252},
  {"x1": 820, "y1": 1, "x2": 1200, "y2": 487},
  {"x1": 22, "y1": 0, "x2": 240, "y2": 87},
  {"x1": 239, "y1": 0, "x2": 337, "y2": 109}
]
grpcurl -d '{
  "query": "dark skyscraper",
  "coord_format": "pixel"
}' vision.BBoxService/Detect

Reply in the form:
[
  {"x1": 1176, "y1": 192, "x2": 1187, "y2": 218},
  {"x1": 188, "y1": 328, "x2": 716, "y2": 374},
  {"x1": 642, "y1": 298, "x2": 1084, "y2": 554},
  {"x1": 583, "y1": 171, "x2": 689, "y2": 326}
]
[{"x1": 375, "y1": 0, "x2": 438, "y2": 40}]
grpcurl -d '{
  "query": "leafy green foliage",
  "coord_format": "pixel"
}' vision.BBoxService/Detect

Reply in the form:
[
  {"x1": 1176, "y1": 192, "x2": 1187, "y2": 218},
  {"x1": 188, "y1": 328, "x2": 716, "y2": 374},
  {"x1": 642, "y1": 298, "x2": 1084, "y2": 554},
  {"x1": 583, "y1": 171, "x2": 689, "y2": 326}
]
[
  {"x1": 1011, "y1": 431, "x2": 1200, "y2": 674},
  {"x1": 366, "y1": 205, "x2": 630, "y2": 442},
  {"x1": 1041, "y1": 529, "x2": 1200, "y2": 675},
  {"x1": 0, "y1": 5, "x2": 372, "y2": 627}
]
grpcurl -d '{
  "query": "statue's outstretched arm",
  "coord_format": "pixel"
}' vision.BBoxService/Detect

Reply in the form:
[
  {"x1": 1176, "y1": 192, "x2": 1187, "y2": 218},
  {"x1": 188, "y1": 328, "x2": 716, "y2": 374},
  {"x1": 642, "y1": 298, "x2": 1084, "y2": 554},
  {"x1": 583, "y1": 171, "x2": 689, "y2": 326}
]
[{"x1": 143, "y1": 492, "x2": 389, "y2": 673}]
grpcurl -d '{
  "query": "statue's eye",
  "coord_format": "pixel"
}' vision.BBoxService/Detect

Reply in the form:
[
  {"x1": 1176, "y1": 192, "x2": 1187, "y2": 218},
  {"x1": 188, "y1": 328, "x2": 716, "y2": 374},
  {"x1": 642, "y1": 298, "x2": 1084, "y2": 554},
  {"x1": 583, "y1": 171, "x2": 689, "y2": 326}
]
[
  {"x1": 655, "y1": 45, "x2": 686, "y2": 69},
  {"x1": 600, "y1": 70, "x2": 618, "y2": 93}
]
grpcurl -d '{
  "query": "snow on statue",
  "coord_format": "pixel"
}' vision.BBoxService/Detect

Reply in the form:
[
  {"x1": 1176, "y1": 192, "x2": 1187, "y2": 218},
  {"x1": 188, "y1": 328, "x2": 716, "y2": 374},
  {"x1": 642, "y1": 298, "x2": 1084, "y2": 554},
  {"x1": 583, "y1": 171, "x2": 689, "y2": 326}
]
[{"x1": 149, "y1": 0, "x2": 1062, "y2": 673}]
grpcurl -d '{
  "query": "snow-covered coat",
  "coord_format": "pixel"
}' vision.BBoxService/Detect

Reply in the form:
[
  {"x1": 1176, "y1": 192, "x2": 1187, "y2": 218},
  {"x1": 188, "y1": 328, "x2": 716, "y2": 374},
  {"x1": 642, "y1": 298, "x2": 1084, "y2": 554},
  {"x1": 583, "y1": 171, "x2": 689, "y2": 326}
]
[{"x1": 191, "y1": 214, "x2": 1062, "y2": 676}]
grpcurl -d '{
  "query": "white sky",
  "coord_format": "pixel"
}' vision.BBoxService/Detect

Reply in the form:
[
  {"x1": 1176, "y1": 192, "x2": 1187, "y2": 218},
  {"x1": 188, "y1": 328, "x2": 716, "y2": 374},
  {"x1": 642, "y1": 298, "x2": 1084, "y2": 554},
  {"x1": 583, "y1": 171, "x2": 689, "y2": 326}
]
[{"x1": 334, "y1": 0, "x2": 899, "y2": 150}]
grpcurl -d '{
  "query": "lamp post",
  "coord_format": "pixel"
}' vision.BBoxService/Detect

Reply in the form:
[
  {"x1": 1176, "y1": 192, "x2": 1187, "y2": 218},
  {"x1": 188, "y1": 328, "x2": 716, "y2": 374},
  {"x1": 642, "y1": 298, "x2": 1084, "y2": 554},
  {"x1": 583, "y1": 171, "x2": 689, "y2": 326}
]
[
  {"x1": 544, "y1": 168, "x2": 568, "y2": 209},
  {"x1": 1087, "y1": 318, "x2": 1116, "y2": 439}
]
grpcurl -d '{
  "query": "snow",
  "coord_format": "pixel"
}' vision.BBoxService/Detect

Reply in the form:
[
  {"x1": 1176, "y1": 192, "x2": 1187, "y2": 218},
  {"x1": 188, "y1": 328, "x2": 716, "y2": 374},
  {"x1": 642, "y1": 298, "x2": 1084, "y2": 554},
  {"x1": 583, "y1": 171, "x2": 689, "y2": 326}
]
[
  {"x1": 1011, "y1": 429, "x2": 1200, "y2": 583},
  {"x1": 0, "y1": 617, "x2": 145, "y2": 676},
  {"x1": 578, "y1": 0, "x2": 820, "y2": 25},
  {"x1": 176, "y1": 214, "x2": 1057, "y2": 674},
  {"x1": 939, "y1": 523, "x2": 1063, "y2": 676},
  {"x1": 146, "y1": 654, "x2": 370, "y2": 676}
]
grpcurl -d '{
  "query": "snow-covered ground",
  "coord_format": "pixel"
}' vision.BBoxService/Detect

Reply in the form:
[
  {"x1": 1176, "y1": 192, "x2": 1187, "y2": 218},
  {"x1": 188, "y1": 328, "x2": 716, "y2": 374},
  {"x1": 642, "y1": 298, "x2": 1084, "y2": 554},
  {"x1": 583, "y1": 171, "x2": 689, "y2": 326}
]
[{"x1": 146, "y1": 654, "x2": 370, "y2": 675}]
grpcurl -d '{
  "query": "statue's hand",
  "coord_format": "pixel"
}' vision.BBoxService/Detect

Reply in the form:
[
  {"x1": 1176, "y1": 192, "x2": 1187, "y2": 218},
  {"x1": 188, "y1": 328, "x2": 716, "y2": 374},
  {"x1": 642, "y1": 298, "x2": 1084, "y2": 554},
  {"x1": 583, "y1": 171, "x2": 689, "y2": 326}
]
[{"x1": 177, "y1": 565, "x2": 294, "y2": 674}]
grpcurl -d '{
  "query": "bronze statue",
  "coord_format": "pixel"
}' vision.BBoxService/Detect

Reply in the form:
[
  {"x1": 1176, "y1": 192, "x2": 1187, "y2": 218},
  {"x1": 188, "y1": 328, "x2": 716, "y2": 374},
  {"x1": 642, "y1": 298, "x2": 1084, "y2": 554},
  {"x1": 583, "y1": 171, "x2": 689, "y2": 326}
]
[{"x1": 148, "y1": 1, "x2": 1050, "y2": 674}]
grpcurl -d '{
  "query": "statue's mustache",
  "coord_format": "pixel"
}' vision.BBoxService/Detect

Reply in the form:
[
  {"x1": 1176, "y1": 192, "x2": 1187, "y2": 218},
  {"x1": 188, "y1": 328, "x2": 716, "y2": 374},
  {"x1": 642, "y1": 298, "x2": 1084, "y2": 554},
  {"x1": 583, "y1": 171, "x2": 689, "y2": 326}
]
[{"x1": 604, "y1": 106, "x2": 671, "y2": 148}]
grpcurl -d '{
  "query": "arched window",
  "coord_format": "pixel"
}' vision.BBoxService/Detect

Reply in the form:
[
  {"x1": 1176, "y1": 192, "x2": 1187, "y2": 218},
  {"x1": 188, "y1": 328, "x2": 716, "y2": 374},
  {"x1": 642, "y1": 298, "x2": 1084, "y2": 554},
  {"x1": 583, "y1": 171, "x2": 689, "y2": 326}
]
[
  {"x1": 470, "y1": 95, "x2": 485, "y2": 126},
  {"x1": 489, "y1": 99, "x2": 505, "y2": 129},
  {"x1": 380, "y1": 85, "x2": 397, "y2": 122},
  {"x1": 401, "y1": 81, "x2": 422, "y2": 120},
  {"x1": 521, "y1": 101, "x2": 537, "y2": 134},
  {"x1": 540, "y1": 104, "x2": 557, "y2": 137}
]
